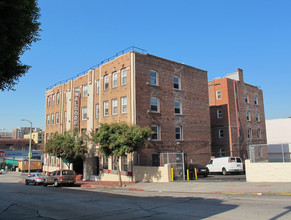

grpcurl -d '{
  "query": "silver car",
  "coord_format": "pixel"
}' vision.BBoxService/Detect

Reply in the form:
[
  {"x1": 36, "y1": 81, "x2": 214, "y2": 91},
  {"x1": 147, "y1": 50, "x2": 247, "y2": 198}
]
[
  {"x1": 43, "y1": 170, "x2": 76, "y2": 187},
  {"x1": 25, "y1": 173, "x2": 45, "y2": 185}
]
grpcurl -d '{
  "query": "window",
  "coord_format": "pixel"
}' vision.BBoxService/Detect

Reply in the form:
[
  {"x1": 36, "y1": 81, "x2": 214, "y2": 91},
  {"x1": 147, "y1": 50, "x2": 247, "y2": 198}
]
[
  {"x1": 150, "y1": 97, "x2": 159, "y2": 112},
  {"x1": 175, "y1": 126, "x2": 182, "y2": 140},
  {"x1": 122, "y1": 155, "x2": 128, "y2": 171},
  {"x1": 82, "y1": 84, "x2": 88, "y2": 97},
  {"x1": 104, "y1": 75, "x2": 109, "y2": 90},
  {"x1": 256, "y1": 112, "x2": 260, "y2": 122},
  {"x1": 112, "y1": 71, "x2": 117, "y2": 88},
  {"x1": 103, "y1": 156, "x2": 108, "y2": 169},
  {"x1": 246, "y1": 111, "x2": 251, "y2": 121},
  {"x1": 47, "y1": 114, "x2": 50, "y2": 126},
  {"x1": 150, "y1": 70, "x2": 158, "y2": 85},
  {"x1": 96, "y1": 80, "x2": 100, "y2": 94},
  {"x1": 254, "y1": 95, "x2": 258, "y2": 105},
  {"x1": 248, "y1": 128, "x2": 252, "y2": 139},
  {"x1": 121, "y1": 97, "x2": 127, "y2": 113},
  {"x1": 64, "y1": 111, "x2": 67, "y2": 123},
  {"x1": 52, "y1": 94, "x2": 55, "y2": 106},
  {"x1": 56, "y1": 93, "x2": 60, "y2": 104},
  {"x1": 96, "y1": 103, "x2": 99, "y2": 118},
  {"x1": 81, "y1": 128, "x2": 87, "y2": 135},
  {"x1": 218, "y1": 129, "x2": 224, "y2": 138},
  {"x1": 216, "y1": 91, "x2": 222, "y2": 100},
  {"x1": 245, "y1": 94, "x2": 249, "y2": 103},
  {"x1": 174, "y1": 101, "x2": 182, "y2": 115},
  {"x1": 56, "y1": 112, "x2": 59, "y2": 124},
  {"x1": 104, "y1": 101, "x2": 109, "y2": 116},
  {"x1": 112, "y1": 156, "x2": 118, "y2": 170},
  {"x1": 47, "y1": 96, "x2": 51, "y2": 107},
  {"x1": 112, "y1": 99, "x2": 118, "y2": 115},
  {"x1": 217, "y1": 109, "x2": 223, "y2": 118},
  {"x1": 82, "y1": 107, "x2": 87, "y2": 120},
  {"x1": 51, "y1": 113, "x2": 54, "y2": 125},
  {"x1": 173, "y1": 76, "x2": 180, "y2": 89},
  {"x1": 257, "y1": 129, "x2": 261, "y2": 139},
  {"x1": 151, "y1": 125, "x2": 160, "y2": 140},
  {"x1": 121, "y1": 68, "x2": 127, "y2": 85}
]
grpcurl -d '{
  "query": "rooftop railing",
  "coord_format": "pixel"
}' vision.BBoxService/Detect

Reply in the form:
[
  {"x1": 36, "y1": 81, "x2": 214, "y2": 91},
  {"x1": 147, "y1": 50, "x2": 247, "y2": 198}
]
[{"x1": 46, "y1": 46, "x2": 147, "y2": 90}]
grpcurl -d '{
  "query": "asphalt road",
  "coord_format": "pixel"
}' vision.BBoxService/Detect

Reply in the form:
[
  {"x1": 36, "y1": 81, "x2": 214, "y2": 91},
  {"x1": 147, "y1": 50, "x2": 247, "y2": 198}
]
[{"x1": 1, "y1": 181, "x2": 291, "y2": 219}]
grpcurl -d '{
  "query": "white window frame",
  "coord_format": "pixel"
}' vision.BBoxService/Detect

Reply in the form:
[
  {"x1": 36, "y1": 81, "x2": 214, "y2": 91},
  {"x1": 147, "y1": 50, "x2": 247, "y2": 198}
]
[
  {"x1": 112, "y1": 99, "x2": 118, "y2": 115},
  {"x1": 150, "y1": 97, "x2": 159, "y2": 112},
  {"x1": 56, "y1": 112, "x2": 59, "y2": 124},
  {"x1": 121, "y1": 97, "x2": 127, "y2": 113},
  {"x1": 104, "y1": 75, "x2": 109, "y2": 90},
  {"x1": 64, "y1": 111, "x2": 67, "y2": 124},
  {"x1": 216, "y1": 91, "x2": 222, "y2": 100},
  {"x1": 47, "y1": 96, "x2": 51, "y2": 107},
  {"x1": 82, "y1": 107, "x2": 87, "y2": 120},
  {"x1": 217, "y1": 109, "x2": 223, "y2": 119},
  {"x1": 246, "y1": 111, "x2": 251, "y2": 121},
  {"x1": 121, "y1": 68, "x2": 127, "y2": 85},
  {"x1": 150, "y1": 70, "x2": 158, "y2": 85},
  {"x1": 112, "y1": 72, "x2": 117, "y2": 88},
  {"x1": 47, "y1": 114, "x2": 50, "y2": 126},
  {"x1": 256, "y1": 112, "x2": 260, "y2": 122},
  {"x1": 51, "y1": 113, "x2": 54, "y2": 125},
  {"x1": 96, "y1": 79, "x2": 100, "y2": 94},
  {"x1": 257, "y1": 129, "x2": 261, "y2": 139},
  {"x1": 96, "y1": 103, "x2": 99, "y2": 118},
  {"x1": 151, "y1": 125, "x2": 160, "y2": 141},
  {"x1": 218, "y1": 129, "x2": 224, "y2": 138},
  {"x1": 52, "y1": 94, "x2": 55, "y2": 106},
  {"x1": 174, "y1": 100, "x2": 182, "y2": 115},
  {"x1": 245, "y1": 94, "x2": 249, "y2": 103},
  {"x1": 82, "y1": 84, "x2": 88, "y2": 97},
  {"x1": 175, "y1": 126, "x2": 182, "y2": 140},
  {"x1": 173, "y1": 76, "x2": 180, "y2": 90},
  {"x1": 104, "y1": 101, "x2": 109, "y2": 116},
  {"x1": 121, "y1": 155, "x2": 128, "y2": 171},
  {"x1": 56, "y1": 93, "x2": 60, "y2": 104},
  {"x1": 254, "y1": 95, "x2": 258, "y2": 105},
  {"x1": 248, "y1": 128, "x2": 252, "y2": 139}
]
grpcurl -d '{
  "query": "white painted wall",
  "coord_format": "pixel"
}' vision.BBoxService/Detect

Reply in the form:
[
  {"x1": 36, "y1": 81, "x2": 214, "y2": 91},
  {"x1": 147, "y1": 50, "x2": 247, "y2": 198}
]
[{"x1": 266, "y1": 118, "x2": 291, "y2": 144}]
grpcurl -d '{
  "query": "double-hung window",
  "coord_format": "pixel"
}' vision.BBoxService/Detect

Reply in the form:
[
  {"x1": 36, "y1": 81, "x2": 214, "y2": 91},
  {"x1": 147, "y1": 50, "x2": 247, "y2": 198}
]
[
  {"x1": 245, "y1": 94, "x2": 249, "y2": 103},
  {"x1": 248, "y1": 128, "x2": 252, "y2": 139},
  {"x1": 104, "y1": 75, "x2": 109, "y2": 90},
  {"x1": 174, "y1": 101, "x2": 181, "y2": 115},
  {"x1": 256, "y1": 112, "x2": 260, "y2": 122},
  {"x1": 56, "y1": 112, "x2": 59, "y2": 124},
  {"x1": 218, "y1": 129, "x2": 224, "y2": 138},
  {"x1": 82, "y1": 84, "x2": 88, "y2": 97},
  {"x1": 246, "y1": 111, "x2": 251, "y2": 121},
  {"x1": 257, "y1": 129, "x2": 261, "y2": 139},
  {"x1": 47, "y1": 115, "x2": 50, "y2": 126},
  {"x1": 254, "y1": 95, "x2": 258, "y2": 105},
  {"x1": 51, "y1": 113, "x2": 54, "y2": 125},
  {"x1": 150, "y1": 70, "x2": 158, "y2": 85},
  {"x1": 151, "y1": 97, "x2": 159, "y2": 112},
  {"x1": 82, "y1": 107, "x2": 87, "y2": 120},
  {"x1": 121, "y1": 69, "x2": 127, "y2": 85},
  {"x1": 112, "y1": 72, "x2": 117, "y2": 88},
  {"x1": 175, "y1": 126, "x2": 182, "y2": 140},
  {"x1": 52, "y1": 94, "x2": 55, "y2": 106},
  {"x1": 173, "y1": 76, "x2": 180, "y2": 89},
  {"x1": 121, "y1": 97, "x2": 127, "y2": 113},
  {"x1": 104, "y1": 101, "x2": 109, "y2": 116},
  {"x1": 151, "y1": 125, "x2": 160, "y2": 140},
  {"x1": 216, "y1": 91, "x2": 222, "y2": 100},
  {"x1": 217, "y1": 109, "x2": 223, "y2": 118},
  {"x1": 56, "y1": 93, "x2": 60, "y2": 104},
  {"x1": 112, "y1": 99, "x2": 117, "y2": 115},
  {"x1": 96, "y1": 103, "x2": 99, "y2": 118},
  {"x1": 47, "y1": 96, "x2": 51, "y2": 107},
  {"x1": 96, "y1": 80, "x2": 100, "y2": 94}
]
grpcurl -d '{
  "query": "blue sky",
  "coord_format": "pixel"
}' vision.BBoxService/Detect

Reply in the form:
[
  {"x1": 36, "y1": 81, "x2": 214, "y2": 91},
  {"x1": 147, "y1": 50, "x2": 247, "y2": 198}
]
[{"x1": 1, "y1": 0, "x2": 291, "y2": 131}]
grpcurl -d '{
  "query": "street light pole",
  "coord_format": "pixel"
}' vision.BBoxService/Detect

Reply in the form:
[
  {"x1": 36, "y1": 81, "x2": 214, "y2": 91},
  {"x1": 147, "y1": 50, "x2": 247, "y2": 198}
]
[{"x1": 21, "y1": 119, "x2": 32, "y2": 175}]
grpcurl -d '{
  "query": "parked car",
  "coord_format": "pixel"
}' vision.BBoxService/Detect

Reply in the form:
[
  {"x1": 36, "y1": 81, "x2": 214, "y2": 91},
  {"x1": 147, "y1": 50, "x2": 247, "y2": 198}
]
[
  {"x1": 25, "y1": 173, "x2": 45, "y2": 185},
  {"x1": 206, "y1": 156, "x2": 244, "y2": 175},
  {"x1": 43, "y1": 170, "x2": 76, "y2": 187},
  {"x1": 186, "y1": 164, "x2": 209, "y2": 178}
]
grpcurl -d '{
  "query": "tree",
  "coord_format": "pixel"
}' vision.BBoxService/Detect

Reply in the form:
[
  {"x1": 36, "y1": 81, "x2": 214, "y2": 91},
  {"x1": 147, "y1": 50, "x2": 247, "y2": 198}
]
[
  {"x1": 92, "y1": 123, "x2": 152, "y2": 186},
  {"x1": 45, "y1": 130, "x2": 88, "y2": 173},
  {"x1": 0, "y1": 0, "x2": 41, "y2": 91}
]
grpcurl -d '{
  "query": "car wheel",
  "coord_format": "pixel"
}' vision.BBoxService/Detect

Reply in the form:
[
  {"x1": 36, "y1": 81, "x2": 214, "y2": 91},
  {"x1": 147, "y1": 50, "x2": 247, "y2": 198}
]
[
  {"x1": 204, "y1": 174, "x2": 208, "y2": 177},
  {"x1": 33, "y1": 181, "x2": 36, "y2": 185},
  {"x1": 25, "y1": 180, "x2": 28, "y2": 185},
  {"x1": 54, "y1": 179, "x2": 58, "y2": 187},
  {"x1": 222, "y1": 168, "x2": 227, "y2": 175}
]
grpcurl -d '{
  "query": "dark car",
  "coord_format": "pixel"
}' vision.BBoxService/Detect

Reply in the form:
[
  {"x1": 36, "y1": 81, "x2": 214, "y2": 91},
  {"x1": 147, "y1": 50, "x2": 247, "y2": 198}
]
[
  {"x1": 43, "y1": 170, "x2": 76, "y2": 187},
  {"x1": 186, "y1": 164, "x2": 209, "y2": 179}
]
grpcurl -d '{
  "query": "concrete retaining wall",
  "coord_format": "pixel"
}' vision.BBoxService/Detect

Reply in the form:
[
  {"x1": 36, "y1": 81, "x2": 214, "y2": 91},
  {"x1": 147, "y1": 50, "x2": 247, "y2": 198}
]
[
  {"x1": 133, "y1": 164, "x2": 171, "y2": 183},
  {"x1": 245, "y1": 159, "x2": 291, "y2": 182}
]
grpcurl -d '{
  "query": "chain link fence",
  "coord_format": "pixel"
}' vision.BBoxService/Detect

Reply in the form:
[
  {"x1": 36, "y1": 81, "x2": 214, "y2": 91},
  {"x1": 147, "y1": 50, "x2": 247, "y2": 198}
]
[{"x1": 249, "y1": 143, "x2": 291, "y2": 163}]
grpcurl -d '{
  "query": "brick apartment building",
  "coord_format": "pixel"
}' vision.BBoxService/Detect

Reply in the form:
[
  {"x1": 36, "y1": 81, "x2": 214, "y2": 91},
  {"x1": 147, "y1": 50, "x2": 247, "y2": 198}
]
[
  {"x1": 44, "y1": 48, "x2": 211, "y2": 180},
  {"x1": 208, "y1": 68, "x2": 267, "y2": 160}
]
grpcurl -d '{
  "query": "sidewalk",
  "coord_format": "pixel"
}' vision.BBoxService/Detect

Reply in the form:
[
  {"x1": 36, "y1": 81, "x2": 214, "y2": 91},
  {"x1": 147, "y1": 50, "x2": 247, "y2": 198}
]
[{"x1": 2, "y1": 172, "x2": 291, "y2": 196}]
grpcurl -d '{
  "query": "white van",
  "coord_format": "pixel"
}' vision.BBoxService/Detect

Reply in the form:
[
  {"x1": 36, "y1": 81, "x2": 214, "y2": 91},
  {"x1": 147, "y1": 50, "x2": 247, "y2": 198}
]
[{"x1": 206, "y1": 157, "x2": 244, "y2": 175}]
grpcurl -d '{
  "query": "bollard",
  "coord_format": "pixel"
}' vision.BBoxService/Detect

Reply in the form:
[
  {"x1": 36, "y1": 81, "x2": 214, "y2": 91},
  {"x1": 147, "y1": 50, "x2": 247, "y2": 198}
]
[
  {"x1": 194, "y1": 168, "x2": 198, "y2": 180},
  {"x1": 187, "y1": 169, "x2": 189, "y2": 181},
  {"x1": 171, "y1": 168, "x2": 174, "y2": 181}
]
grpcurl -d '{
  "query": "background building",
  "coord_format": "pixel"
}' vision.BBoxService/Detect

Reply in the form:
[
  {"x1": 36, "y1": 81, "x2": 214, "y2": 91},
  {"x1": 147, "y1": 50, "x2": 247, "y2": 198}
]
[
  {"x1": 13, "y1": 127, "x2": 42, "y2": 139},
  {"x1": 208, "y1": 68, "x2": 267, "y2": 160},
  {"x1": 44, "y1": 47, "x2": 212, "y2": 180}
]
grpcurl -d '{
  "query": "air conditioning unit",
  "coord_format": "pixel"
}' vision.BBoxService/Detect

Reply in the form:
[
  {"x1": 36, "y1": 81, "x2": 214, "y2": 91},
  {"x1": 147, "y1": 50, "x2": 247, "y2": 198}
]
[
  {"x1": 147, "y1": 110, "x2": 151, "y2": 113},
  {"x1": 146, "y1": 82, "x2": 150, "y2": 85}
]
